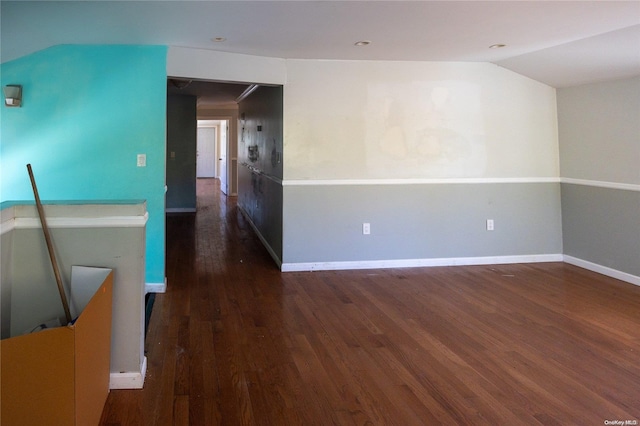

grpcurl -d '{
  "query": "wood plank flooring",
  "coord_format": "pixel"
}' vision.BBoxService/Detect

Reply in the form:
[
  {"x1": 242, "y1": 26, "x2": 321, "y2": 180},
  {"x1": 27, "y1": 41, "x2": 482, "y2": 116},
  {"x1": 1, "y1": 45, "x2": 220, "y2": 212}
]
[{"x1": 100, "y1": 179, "x2": 640, "y2": 425}]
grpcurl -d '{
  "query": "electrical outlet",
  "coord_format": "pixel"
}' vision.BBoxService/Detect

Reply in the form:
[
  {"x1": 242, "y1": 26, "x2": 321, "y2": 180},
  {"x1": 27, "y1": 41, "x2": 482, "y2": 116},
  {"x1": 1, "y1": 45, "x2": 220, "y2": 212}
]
[
  {"x1": 137, "y1": 154, "x2": 146, "y2": 167},
  {"x1": 363, "y1": 223, "x2": 371, "y2": 235},
  {"x1": 487, "y1": 219, "x2": 494, "y2": 231}
]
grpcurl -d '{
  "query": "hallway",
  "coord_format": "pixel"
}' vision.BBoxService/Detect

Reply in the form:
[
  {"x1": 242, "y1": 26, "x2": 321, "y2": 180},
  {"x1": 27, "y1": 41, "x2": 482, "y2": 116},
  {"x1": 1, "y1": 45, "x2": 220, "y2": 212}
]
[
  {"x1": 100, "y1": 179, "x2": 640, "y2": 425},
  {"x1": 101, "y1": 178, "x2": 281, "y2": 425}
]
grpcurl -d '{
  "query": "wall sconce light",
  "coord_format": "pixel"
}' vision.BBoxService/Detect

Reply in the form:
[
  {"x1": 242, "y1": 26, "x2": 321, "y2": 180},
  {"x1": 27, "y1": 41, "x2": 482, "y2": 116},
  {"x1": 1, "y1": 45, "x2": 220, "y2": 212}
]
[{"x1": 4, "y1": 85, "x2": 22, "y2": 107}]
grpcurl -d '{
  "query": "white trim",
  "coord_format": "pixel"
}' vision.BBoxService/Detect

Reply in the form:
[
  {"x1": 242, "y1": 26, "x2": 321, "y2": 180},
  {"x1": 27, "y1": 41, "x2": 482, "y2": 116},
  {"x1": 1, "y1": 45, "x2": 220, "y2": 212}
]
[
  {"x1": 238, "y1": 207, "x2": 283, "y2": 269},
  {"x1": 10, "y1": 213, "x2": 149, "y2": 230},
  {"x1": 560, "y1": 178, "x2": 640, "y2": 192},
  {"x1": 563, "y1": 255, "x2": 640, "y2": 287},
  {"x1": 281, "y1": 254, "x2": 563, "y2": 272},
  {"x1": 109, "y1": 356, "x2": 147, "y2": 389},
  {"x1": 280, "y1": 177, "x2": 640, "y2": 191},
  {"x1": 282, "y1": 177, "x2": 560, "y2": 186},
  {"x1": 146, "y1": 278, "x2": 167, "y2": 294},
  {"x1": 165, "y1": 208, "x2": 197, "y2": 213},
  {"x1": 259, "y1": 173, "x2": 283, "y2": 185},
  {"x1": 206, "y1": 175, "x2": 640, "y2": 190},
  {"x1": 0, "y1": 220, "x2": 15, "y2": 235}
]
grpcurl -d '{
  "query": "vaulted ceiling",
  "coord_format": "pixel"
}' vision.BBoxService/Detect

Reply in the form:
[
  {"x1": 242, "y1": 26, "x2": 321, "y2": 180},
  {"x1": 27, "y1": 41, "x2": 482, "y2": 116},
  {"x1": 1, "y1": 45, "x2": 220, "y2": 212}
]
[{"x1": 2, "y1": 1, "x2": 639, "y2": 105}]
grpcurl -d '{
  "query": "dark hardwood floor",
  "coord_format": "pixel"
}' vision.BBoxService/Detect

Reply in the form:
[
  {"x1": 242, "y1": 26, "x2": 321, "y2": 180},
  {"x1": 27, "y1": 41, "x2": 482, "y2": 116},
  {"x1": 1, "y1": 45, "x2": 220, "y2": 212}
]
[{"x1": 100, "y1": 179, "x2": 640, "y2": 425}]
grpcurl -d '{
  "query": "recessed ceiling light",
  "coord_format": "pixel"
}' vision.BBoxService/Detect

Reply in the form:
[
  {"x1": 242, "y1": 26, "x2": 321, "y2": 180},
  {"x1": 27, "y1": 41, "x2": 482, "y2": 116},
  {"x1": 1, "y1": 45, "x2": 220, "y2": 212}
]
[
  {"x1": 212, "y1": 37, "x2": 226, "y2": 43},
  {"x1": 354, "y1": 40, "x2": 371, "y2": 47},
  {"x1": 489, "y1": 44, "x2": 506, "y2": 49}
]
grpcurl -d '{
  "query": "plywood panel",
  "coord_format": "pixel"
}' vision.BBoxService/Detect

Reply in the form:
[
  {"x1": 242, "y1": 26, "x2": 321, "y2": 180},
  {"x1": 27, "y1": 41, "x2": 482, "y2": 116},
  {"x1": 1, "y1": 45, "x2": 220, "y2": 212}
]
[
  {"x1": 1, "y1": 271, "x2": 113, "y2": 425},
  {"x1": 1, "y1": 327, "x2": 75, "y2": 425},
  {"x1": 75, "y1": 273, "x2": 113, "y2": 426}
]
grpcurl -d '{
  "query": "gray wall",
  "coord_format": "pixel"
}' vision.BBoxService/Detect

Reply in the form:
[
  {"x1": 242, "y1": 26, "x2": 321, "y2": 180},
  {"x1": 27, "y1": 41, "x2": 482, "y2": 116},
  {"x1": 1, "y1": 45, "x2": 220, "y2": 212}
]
[
  {"x1": 237, "y1": 86, "x2": 284, "y2": 262},
  {"x1": 558, "y1": 76, "x2": 639, "y2": 184},
  {"x1": 558, "y1": 76, "x2": 640, "y2": 278},
  {"x1": 283, "y1": 183, "x2": 562, "y2": 264},
  {"x1": 1, "y1": 229, "x2": 13, "y2": 338},
  {"x1": 1, "y1": 202, "x2": 146, "y2": 377},
  {"x1": 166, "y1": 95, "x2": 197, "y2": 211},
  {"x1": 561, "y1": 184, "x2": 640, "y2": 276}
]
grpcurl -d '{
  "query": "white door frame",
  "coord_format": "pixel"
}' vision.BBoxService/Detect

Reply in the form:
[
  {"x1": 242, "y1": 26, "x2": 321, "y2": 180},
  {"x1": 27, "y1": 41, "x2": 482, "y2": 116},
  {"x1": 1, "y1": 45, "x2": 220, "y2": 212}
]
[{"x1": 196, "y1": 115, "x2": 235, "y2": 195}]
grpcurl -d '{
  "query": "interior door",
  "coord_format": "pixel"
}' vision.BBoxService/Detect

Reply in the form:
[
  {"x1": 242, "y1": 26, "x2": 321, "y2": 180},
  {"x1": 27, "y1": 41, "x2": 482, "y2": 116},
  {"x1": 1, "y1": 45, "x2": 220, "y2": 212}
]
[
  {"x1": 219, "y1": 120, "x2": 229, "y2": 194},
  {"x1": 196, "y1": 127, "x2": 216, "y2": 178}
]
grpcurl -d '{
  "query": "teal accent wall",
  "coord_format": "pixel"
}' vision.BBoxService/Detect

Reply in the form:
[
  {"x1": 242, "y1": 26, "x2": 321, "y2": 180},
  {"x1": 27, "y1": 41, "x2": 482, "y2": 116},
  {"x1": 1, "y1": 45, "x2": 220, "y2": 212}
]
[{"x1": 0, "y1": 45, "x2": 168, "y2": 284}]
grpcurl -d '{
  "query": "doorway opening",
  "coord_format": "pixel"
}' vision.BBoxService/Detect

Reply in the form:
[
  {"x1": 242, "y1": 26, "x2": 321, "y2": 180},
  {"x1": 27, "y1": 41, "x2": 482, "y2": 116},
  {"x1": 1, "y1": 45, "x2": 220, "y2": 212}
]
[
  {"x1": 166, "y1": 78, "x2": 250, "y2": 213},
  {"x1": 197, "y1": 119, "x2": 230, "y2": 194}
]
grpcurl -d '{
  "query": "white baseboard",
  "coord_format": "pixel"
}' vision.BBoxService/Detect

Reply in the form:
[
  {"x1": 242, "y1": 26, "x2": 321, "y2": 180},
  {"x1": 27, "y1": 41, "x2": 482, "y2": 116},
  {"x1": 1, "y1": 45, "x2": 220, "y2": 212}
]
[
  {"x1": 165, "y1": 208, "x2": 196, "y2": 213},
  {"x1": 563, "y1": 255, "x2": 640, "y2": 287},
  {"x1": 146, "y1": 278, "x2": 167, "y2": 294},
  {"x1": 281, "y1": 254, "x2": 563, "y2": 272},
  {"x1": 282, "y1": 255, "x2": 640, "y2": 287},
  {"x1": 109, "y1": 357, "x2": 147, "y2": 389}
]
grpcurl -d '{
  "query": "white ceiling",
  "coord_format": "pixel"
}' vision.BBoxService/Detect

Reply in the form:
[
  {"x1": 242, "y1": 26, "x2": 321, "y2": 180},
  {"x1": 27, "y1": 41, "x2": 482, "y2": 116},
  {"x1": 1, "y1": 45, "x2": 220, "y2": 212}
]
[{"x1": 2, "y1": 1, "x2": 639, "y2": 94}]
